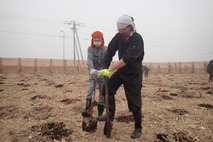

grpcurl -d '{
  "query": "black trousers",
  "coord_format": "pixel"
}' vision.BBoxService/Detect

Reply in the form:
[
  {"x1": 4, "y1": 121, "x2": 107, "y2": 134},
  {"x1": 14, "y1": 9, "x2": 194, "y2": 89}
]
[
  {"x1": 209, "y1": 73, "x2": 213, "y2": 80},
  {"x1": 103, "y1": 70, "x2": 142, "y2": 119}
]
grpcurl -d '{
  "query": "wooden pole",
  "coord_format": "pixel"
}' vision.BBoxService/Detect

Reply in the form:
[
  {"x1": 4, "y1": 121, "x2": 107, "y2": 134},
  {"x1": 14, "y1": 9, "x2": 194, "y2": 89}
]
[
  {"x1": 0, "y1": 57, "x2": 2, "y2": 73},
  {"x1": 35, "y1": 58, "x2": 37, "y2": 72},
  {"x1": 18, "y1": 58, "x2": 21, "y2": 72},
  {"x1": 64, "y1": 59, "x2": 66, "y2": 72},
  {"x1": 179, "y1": 62, "x2": 182, "y2": 74},
  {"x1": 50, "y1": 59, "x2": 52, "y2": 73}
]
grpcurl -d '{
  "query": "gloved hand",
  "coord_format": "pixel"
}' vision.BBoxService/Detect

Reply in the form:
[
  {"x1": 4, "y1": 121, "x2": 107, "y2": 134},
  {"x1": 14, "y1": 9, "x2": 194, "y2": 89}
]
[
  {"x1": 101, "y1": 68, "x2": 113, "y2": 77},
  {"x1": 90, "y1": 69, "x2": 97, "y2": 75},
  {"x1": 90, "y1": 69, "x2": 102, "y2": 78}
]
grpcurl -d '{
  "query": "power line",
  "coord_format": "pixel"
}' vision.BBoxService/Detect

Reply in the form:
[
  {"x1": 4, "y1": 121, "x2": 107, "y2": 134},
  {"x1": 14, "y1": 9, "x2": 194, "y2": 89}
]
[
  {"x1": 0, "y1": 30, "x2": 89, "y2": 40},
  {"x1": 1, "y1": 12, "x2": 212, "y2": 54},
  {"x1": 0, "y1": 30, "x2": 59, "y2": 37},
  {"x1": 0, "y1": 13, "x2": 62, "y2": 24},
  {"x1": 0, "y1": 12, "x2": 114, "y2": 39},
  {"x1": 1, "y1": 12, "x2": 212, "y2": 42}
]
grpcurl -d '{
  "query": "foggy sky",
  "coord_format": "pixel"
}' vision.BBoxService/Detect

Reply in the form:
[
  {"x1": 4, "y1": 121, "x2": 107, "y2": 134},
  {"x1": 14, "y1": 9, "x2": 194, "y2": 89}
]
[{"x1": 0, "y1": 0, "x2": 213, "y2": 62}]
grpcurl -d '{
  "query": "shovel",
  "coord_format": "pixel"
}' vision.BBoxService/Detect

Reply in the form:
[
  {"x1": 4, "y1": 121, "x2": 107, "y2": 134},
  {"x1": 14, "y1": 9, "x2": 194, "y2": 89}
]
[
  {"x1": 103, "y1": 77, "x2": 113, "y2": 138},
  {"x1": 82, "y1": 75, "x2": 98, "y2": 133}
]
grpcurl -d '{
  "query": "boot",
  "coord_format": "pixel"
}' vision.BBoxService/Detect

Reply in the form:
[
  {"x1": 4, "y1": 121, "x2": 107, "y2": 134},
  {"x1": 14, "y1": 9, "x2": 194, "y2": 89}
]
[
  {"x1": 131, "y1": 110, "x2": 142, "y2": 139},
  {"x1": 98, "y1": 105, "x2": 104, "y2": 116},
  {"x1": 96, "y1": 95, "x2": 115, "y2": 121},
  {"x1": 131, "y1": 128, "x2": 142, "y2": 139},
  {"x1": 96, "y1": 115, "x2": 106, "y2": 121},
  {"x1": 82, "y1": 99, "x2": 91, "y2": 117},
  {"x1": 96, "y1": 105, "x2": 105, "y2": 121}
]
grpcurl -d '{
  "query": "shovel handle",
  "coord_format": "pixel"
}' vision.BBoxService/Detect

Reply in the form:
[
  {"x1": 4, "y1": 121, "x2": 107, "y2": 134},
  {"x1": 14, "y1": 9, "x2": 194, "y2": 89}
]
[
  {"x1": 90, "y1": 75, "x2": 97, "y2": 118},
  {"x1": 104, "y1": 77, "x2": 110, "y2": 122}
]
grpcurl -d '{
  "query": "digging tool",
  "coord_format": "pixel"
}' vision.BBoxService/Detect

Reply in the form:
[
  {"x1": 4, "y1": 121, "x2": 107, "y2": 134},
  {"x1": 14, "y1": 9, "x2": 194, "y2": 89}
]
[
  {"x1": 82, "y1": 75, "x2": 97, "y2": 133},
  {"x1": 103, "y1": 77, "x2": 113, "y2": 138}
]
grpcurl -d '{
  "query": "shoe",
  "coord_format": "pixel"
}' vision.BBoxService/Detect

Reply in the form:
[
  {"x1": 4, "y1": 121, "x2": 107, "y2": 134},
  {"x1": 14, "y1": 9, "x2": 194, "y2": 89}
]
[
  {"x1": 96, "y1": 115, "x2": 114, "y2": 121},
  {"x1": 82, "y1": 99, "x2": 91, "y2": 116},
  {"x1": 96, "y1": 115, "x2": 106, "y2": 121},
  {"x1": 131, "y1": 128, "x2": 142, "y2": 139},
  {"x1": 82, "y1": 110, "x2": 90, "y2": 117}
]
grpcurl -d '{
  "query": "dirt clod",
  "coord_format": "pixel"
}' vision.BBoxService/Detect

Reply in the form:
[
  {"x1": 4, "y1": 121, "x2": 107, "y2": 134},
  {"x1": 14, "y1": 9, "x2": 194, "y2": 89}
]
[
  {"x1": 55, "y1": 84, "x2": 64, "y2": 88},
  {"x1": 31, "y1": 95, "x2": 45, "y2": 100},
  {"x1": 115, "y1": 115, "x2": 134, "y2": 123},
  {"x1": 171, "y1": 109, "x2": 190, "y2": 115},
  {"x1": 41, "y1": 122, "x2": 72, "y2": 140},
  {"x1": 156, "y1": 133, "x2": 169, "y2": 142},
  {"x1": 202, "y1": 87, "x2": 210, "y2": 90},
  {"x1": 207, "y1": 91, "x2": 213, "y2": 95},
  {"x1": 61, "y1": 99, "x2": 73, "y2": 105},
  {"x1": 170, "y1": 93, "x2": 178, "y2": 96},
  {"x1": 161, "y1": 95, "x2": 173, "y2": 100},
  {"x1": 173, "y1": 131, "x2": 196, "y2": 142},
  {"x1": 198, "y1": 104, "x2": 213, "y2": 109},
  {"x1": 157, "y1": 131, "x2": 196, "y2": 142}
]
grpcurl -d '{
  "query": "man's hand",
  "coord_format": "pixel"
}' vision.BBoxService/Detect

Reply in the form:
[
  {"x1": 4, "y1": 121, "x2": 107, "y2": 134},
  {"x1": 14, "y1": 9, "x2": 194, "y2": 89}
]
[
  {"x1": 101, "y1": 68, "x2": 113, "y2": 77},
  {"x1": 90, "y1": 69, "x2": 102, "y2": 78}
]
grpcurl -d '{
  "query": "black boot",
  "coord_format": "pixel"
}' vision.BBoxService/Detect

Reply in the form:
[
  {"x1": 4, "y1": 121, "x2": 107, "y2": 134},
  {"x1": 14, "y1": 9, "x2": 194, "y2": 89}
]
[
  {"x1": 96, "y1": 95, "x2": 115, "y2": 121},
  {"x1": 131, "y1": 110, "x2": 142, "y2": 139},
  {"x1": 96, "y1": 115, "x2": 106, "y2": 121},
  {"x1": 98, "y1": 105, "x2": 104, "y2": 116},
  {"x1": 131, "y1": 128, "x2": 142, "y2": 139},
  {"x1": 96, "y1": 105, "x2": 105, "y2": 121},
  {"x1": 82, "y1": 99, "x2": 91, "y2": 117}
]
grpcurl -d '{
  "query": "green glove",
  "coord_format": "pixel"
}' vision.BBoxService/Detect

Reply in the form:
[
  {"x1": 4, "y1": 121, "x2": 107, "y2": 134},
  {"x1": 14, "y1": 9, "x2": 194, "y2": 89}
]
[{"x1": 101, "y1": 68, "x2": 113, "y2": 77}]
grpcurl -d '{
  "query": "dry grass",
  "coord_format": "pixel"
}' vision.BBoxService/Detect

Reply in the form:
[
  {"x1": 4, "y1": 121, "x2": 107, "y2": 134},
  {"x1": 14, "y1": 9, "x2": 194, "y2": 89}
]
[{"x1": 0, "y1": 72, "x2": 212, "y2": 142}]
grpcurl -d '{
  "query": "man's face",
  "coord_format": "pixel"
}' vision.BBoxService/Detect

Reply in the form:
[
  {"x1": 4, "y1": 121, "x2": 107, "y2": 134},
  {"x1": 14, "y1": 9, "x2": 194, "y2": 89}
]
[{"x1": 118, "y1": 25, "x2": 132, "y2": 37}]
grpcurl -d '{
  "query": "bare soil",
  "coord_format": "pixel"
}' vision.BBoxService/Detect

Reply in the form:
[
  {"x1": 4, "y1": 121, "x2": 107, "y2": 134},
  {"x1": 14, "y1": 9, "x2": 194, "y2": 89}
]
[{"x1": 0, "y1": 72, "x2": 212, "y2": 142}]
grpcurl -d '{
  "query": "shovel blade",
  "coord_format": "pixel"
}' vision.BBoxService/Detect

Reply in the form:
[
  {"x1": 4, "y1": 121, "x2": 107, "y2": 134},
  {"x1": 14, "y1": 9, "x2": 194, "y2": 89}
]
[
  {"x1": 82, "y1": 116, "x2": 97, "y2": 133},
  {"x1": 104, "y1": 120, "x2": 113, "y2": 138}
]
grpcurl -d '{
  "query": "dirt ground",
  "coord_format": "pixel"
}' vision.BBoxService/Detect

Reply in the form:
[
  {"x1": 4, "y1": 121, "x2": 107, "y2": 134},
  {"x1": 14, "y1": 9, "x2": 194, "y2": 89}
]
[{"x1": 0, "y1": 71, "x2": 212, "y2": 142}]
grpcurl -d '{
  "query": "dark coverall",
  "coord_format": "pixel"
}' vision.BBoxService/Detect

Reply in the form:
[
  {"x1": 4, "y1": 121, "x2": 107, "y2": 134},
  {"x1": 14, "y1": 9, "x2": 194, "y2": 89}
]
[
  {"x1": 142, "y1": 65, "x2": 149, "y2": 77},
  {"x1": 102, "y1": 32, "x2": 144, "y2": 130},
  {"x1": 207, "y1": 60, "x2": 213, "y2": 82}
]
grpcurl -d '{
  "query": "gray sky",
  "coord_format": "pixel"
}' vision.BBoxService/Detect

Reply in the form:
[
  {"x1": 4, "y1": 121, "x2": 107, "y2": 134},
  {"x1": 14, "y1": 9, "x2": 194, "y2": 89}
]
[{"x1": 0, "y1": 0, "x2": 213, "y2": 62}]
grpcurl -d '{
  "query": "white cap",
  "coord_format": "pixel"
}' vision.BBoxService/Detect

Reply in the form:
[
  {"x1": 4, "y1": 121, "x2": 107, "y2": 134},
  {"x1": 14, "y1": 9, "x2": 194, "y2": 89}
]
[{"x1": 117, "y1": 14, "x2": 136, "y2": 34}]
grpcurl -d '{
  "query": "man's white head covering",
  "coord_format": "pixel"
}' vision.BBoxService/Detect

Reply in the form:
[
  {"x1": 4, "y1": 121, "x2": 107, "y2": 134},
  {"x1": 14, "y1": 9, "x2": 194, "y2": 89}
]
[{"x1": 117, "y1": 14, "x2": 136, "y2": 36}]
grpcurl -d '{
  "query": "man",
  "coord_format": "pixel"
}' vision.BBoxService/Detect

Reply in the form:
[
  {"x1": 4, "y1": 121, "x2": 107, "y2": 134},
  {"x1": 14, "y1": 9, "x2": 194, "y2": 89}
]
[
  {"x1": 99, "y1": 14, "x2": 144, "y2": 139},
  {"x1": 207, "y1": 60, "x2": 213, "y2": 82},
  {"x1": 82, "y1": 31, "x2": 107, "y2": 118},
  {"x1": 142, "y1": 65, "x2": 149, "y2": 77}
]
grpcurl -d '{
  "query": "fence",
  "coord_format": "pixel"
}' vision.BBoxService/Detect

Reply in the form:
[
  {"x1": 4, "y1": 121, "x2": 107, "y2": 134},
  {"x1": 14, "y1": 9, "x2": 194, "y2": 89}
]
[
  {"x1": 143, "y1": 62, "x2": 208, "y2": 74},
  {"x1": 0, "y1": 57, "x2": 209, "y2": 74},
  {"x1": 0, "y1": 57, "x2": 87, "y2": 73}
]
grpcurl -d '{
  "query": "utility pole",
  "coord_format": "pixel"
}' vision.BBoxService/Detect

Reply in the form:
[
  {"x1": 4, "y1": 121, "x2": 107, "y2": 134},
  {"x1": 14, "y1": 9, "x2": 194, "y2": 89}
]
[
  {"x1": 59, "y1": 30, "x2": 66, "y2": 72},
  {"x1": 60, "y1": 30, "x2": 65, "y2": 60},
  {"x1": 64, "y1": 20, "x2": 85, "y2": 70}
]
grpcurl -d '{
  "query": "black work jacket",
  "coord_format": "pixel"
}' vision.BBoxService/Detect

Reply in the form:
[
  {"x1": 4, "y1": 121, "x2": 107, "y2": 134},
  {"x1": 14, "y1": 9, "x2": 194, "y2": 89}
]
[
  {"x1": 103, "y1": 32, "x2": 144, "y2": 75},
  {"x1": 207, "y1": 62, "x2": 213, "y2": 74}
]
